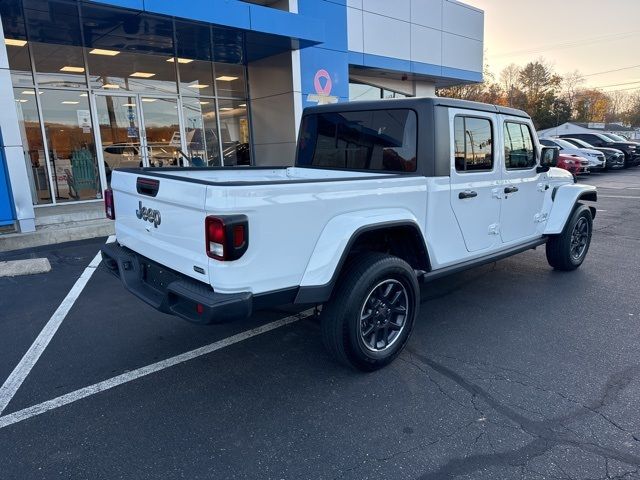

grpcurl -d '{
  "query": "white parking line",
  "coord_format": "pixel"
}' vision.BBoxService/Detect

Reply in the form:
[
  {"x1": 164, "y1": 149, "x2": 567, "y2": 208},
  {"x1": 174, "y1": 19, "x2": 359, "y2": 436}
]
[
  {"x1": 599, "y1": 195, "x2": 640, "y2": 199},
  {"x1": 0, "y1": 250, "x2": 103, "y2": 416},
  {"x1": 0, "y1": 312, "x2": 308, "y2": 430}
]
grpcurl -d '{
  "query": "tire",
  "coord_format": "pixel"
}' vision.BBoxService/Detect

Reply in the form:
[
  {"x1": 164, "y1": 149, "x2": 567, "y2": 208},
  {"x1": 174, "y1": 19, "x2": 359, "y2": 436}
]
[
  {"x1": 546, "y1": 204, "x2": 593, "y2": 271},
  {"x1": 321, "y1": 252, "x2": 419, "y2": 371}
]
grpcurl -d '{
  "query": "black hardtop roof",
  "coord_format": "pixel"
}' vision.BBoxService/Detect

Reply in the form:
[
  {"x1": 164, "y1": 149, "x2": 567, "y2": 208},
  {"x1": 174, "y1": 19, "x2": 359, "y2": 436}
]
[{"x1": 303, "y1": 97, "x2": 531, "y2": 120}]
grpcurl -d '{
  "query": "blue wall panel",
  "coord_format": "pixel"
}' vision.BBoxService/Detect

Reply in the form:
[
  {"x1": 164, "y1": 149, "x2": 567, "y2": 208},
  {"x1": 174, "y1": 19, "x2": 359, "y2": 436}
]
[
  {"x1": 0, "y1": 135, "x2": 16, "y2": 226},
  {"x1": 298, "y1": 0, "x2": 349, "y2": 109}
]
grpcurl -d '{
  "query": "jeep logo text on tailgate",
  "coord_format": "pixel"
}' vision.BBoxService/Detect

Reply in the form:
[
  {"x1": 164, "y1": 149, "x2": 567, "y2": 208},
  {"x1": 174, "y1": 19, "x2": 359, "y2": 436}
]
[{"x1": 136, "y1": 201, "x2": 161, "y2": 228}]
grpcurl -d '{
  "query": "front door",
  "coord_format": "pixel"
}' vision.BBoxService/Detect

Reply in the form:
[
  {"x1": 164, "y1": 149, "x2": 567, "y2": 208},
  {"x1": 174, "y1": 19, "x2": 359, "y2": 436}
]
[
  {"x1": 499, "y1": 117, "x2": 547, "y2": 244},
  {"x1": 94, "y1": 94, "x2": 144, "y2": 186},
  {"x1": 94, "y1": 94, "x2": 185, "y2": 186},
  {"x1": 138, "y1": 97, "x2": 183, "y2": 168},
  {"x1": 449, "y1": 110, "x2": 502, "y2": 253}
]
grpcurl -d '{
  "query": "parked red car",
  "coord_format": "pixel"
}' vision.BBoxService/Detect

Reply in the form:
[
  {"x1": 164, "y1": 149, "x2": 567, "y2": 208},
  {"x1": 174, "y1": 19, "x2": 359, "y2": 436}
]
[{"x1": 557, "y1": 154, "x2": 589, "y2": 177}]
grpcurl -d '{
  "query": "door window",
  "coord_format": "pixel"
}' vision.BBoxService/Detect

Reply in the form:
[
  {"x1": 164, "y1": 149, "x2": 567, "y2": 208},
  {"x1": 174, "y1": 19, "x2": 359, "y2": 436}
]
[
  {"x1": 182, "y1": 97, "x2": 221, "y2": 166},
  {"x1": 139, "y1": 97, "x2": 183, "y2": 167},
  {"x1": 454, "y1": 116, "x2": 493, "y2": 172},
  {"x1": 13, "y1": 87, "x2": 51, "y2": 204},
  {"x1": 95, "y1": 95, "x2": 144, "y2": 186},
  {"x1": 504, "y1": 122, "x2": 536, "y2": 169},
  {"x1": 39, "y1": 90, "x2": 101, "y2": 202}
]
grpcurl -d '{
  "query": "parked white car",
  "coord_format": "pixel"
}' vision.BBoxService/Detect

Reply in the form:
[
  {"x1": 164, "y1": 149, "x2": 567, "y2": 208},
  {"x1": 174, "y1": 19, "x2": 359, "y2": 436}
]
[
  {"x1": 102, "y1": 98, "x2": 597, "y2": 371},
  {"x1": 539, "y1": 137, "x2": 606, "y2": 171}
]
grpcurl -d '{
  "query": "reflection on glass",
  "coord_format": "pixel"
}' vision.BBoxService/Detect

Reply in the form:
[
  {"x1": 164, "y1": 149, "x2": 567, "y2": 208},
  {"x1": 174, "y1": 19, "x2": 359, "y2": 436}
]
[
  {"x1": 32, "y1": 42, "x2": 87, "y2": 88},
  {"x1": 178, "y1": 60, "x2": 215, "y2": 97},
  {"x1": 140, "y1": 97, "x2": 183, "y2": 167},
  {"x1": 94, "y1": 95, "x2": 144, "y2": 185},
  {"x1": 454, "y1": 116, "x2": 493, "y2": 172},
  {"x1": 39, "y1": 90, "x2": 101, "y2": 201},
  {"x1": 349, "y1": 83, "x2": 382, "y2": 101},
  {"x1": 182, "y1": 97, "x2": 221, "y2": 166},
  {"x1": 504, "y1": 122, "x2": 535, "y2": 169},
  {"x1": 214, "y1": 63, "x2": 246, "y2": 98},
  {"x1": 218, "y1": 99, "x2": 250, "y2": 165},
  {"x1": 6, "y1": 38, "x2": 33, "y2": 87},
  {"x1": 88, "y1": 50, "x2": 177, "y2": 94},
  {"x1": 14, "y1": 87, "x2": 50, "y2": 204}
]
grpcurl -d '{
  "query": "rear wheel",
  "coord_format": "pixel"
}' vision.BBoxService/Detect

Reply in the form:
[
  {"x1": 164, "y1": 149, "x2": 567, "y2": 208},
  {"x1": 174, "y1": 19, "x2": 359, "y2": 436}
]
[
  {"x1": 546, "y1": 204, "x2": 593, "y2": 271},
  {"x1": 321, "y1": 253, "x2": 419, "y2": 371}
]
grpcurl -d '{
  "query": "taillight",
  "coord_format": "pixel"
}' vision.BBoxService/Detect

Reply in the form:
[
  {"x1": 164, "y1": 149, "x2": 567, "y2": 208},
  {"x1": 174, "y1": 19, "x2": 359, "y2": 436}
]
[
  {"x1": 104, "y1": 189, "x2": 115, "y2": 220},
  {"x1": 205, "y1": 215, "x2": 248, "y2": 261},
  {"x1": 206, "y1": 217, "x2": 225, "y2": 259}
]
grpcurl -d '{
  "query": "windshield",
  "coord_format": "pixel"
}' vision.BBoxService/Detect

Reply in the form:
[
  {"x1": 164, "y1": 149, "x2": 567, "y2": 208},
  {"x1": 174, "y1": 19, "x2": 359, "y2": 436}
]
[
  {"x1": 565, "y1": 138, "x2": 594, "y2": 148},
  {"x1": 553, "y1": 138, "x2": 580, "y2": 150},
  {"x1": 604, "y1": 133, "x2": 628, "y2": 142},
  {"x1": 297, "y1": 109, "x2": 418, "y2": 172},
  {"x1": 595, "y1": 133, "x2": 615, "y2": 143}
]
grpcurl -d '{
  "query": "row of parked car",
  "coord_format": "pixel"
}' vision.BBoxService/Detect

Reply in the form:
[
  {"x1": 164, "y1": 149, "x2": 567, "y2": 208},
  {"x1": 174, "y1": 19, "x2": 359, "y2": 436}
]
[{"x1": 539, "y1": 132, "x2": 640, "y2": 177}]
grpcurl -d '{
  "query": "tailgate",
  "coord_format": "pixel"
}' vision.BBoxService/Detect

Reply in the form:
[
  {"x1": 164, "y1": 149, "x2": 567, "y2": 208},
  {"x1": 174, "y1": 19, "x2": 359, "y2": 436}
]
[{"x1": 111, "y1": 171, "x2": 210, "y2": 282}]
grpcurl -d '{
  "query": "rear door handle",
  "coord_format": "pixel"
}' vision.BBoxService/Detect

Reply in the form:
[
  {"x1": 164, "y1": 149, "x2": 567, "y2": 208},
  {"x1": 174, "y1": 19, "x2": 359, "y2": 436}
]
[
  {"x1": 458, "y1": 190, "x2": 478, "y2": 199},
  {"x1": 504, "y1": 186, "x2": 519, "y2": 194}
]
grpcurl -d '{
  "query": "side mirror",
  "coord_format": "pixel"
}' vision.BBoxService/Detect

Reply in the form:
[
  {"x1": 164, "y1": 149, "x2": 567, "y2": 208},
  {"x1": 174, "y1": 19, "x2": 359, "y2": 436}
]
[{"x1": 537, "y1": 146, "x2": 558, "y2": 173}]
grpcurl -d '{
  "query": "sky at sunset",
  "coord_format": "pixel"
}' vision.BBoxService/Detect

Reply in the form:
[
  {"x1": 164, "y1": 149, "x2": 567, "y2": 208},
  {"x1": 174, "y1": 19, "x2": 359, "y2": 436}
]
[{"x1": 462, "y1": 0, "x2": 640, "y2": 92}]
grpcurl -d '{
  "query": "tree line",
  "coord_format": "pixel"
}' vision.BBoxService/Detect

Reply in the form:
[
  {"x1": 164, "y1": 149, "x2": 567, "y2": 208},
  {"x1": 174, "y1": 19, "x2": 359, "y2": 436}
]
[{"x1": 437, "y1": 61, "x2": 640, "y2": 130}]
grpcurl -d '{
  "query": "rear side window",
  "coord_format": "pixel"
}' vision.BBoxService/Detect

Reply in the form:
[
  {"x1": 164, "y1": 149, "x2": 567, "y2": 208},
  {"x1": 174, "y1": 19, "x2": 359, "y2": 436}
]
[
  {"x1": 504, "y1": 122, "x2": 536, "y2": 169},
  {"x1": 297, "y1": 109, "x2": 417, "y2": 172},
  {"x1": 454, "y1": 116, "x2": 493, "y2": 172}
]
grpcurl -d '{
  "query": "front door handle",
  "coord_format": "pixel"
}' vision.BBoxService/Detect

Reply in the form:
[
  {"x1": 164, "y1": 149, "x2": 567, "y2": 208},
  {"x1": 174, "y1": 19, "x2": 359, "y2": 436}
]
[
  {"x1": 459, "y1": 190, "x2": 478, "y2": 199},
  {"x1": 504, "y1": 186, "x2": 519, "y2": 194}
]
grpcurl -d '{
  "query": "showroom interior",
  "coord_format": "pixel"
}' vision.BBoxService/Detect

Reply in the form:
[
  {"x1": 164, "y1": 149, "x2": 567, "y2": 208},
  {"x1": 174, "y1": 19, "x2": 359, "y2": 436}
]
[{"x1": 0, "y1": 0, "x2": 483, "y2": 235}]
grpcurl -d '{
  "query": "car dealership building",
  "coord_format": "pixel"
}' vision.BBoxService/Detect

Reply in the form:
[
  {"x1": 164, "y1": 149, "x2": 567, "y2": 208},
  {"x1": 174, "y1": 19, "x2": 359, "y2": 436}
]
[{"x1": 0, "y1": 0, "x2": 483, "y2": 235}]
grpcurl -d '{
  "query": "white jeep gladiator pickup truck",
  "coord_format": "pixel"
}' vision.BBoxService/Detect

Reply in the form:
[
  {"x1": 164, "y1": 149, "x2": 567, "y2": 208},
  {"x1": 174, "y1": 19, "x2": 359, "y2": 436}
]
[{"x1": 101, "y1": 98, "x2": 596, "y2": 371}]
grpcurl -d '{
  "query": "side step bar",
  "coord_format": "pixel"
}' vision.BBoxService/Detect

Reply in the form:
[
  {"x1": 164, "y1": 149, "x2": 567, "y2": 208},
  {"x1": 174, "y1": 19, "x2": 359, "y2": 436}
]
[{"x1": 419, "y1": 237, "x2": 547, "y2": 283}]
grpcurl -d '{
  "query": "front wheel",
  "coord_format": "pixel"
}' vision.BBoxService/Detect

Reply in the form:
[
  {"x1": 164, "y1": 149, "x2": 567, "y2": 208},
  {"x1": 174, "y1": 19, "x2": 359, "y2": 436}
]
[
  {"x1": 546, "y1": 204, "x2": 593, "y2": 271},
  {"x1": 321, "y1": 253, "x2": 419, "y2": 371}
]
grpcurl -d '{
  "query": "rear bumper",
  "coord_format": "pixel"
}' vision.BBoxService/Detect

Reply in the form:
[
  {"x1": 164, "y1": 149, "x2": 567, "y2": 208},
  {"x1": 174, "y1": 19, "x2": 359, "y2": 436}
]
[{"x1": 101, "y1": 242, "x2": 252, "y2": 324}]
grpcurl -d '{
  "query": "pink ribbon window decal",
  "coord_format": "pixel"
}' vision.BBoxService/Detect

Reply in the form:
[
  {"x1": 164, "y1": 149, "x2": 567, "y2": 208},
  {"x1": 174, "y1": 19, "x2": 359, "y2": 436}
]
[{"x1": 314, "y1": 69, "x2": 332, "y2": 96}]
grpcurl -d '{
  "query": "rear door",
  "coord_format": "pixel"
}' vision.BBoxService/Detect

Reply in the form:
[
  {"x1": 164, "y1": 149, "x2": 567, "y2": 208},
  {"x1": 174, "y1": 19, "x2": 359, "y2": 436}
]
[
  {"x1": 499, "y1": 117, "x2": 547, "y2": 244},
  {"x1": 449, "y1": 109, "x2": 502, "y2": 252},
  {"x1": 111, "y1": 171, "x2": 210, "y2": 281}
]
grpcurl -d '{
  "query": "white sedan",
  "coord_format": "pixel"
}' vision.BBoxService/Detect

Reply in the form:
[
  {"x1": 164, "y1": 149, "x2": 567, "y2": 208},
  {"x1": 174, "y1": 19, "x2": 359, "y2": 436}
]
[{"x1": 540, "y1": 137, "x2": 606, "y2": 171}]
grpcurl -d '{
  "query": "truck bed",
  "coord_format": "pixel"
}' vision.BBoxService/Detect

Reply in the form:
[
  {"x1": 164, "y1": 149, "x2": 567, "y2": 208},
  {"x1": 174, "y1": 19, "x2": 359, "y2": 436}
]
[{"x1": 110, "y1": 166, "x2": 428, "y2": 296}]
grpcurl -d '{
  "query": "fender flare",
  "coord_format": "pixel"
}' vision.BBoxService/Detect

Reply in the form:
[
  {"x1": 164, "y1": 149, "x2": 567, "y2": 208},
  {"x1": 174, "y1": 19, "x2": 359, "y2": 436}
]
[
  {"x1": 544, "y1": 184, "x2": 597, "y2": 235},
  {"x1": 294, "y1": 209, "x2": 427, "y2": 304}
]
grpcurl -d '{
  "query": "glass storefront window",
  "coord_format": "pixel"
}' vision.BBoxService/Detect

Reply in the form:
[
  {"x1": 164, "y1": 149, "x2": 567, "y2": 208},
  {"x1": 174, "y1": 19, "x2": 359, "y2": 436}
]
[
  {"x1": 88, "y1": 50, "x2": 177, "y2": 94},
  {"x1": 5, "y1": 38, "x2": 33, "y2": 87},
  {"x1": 215, "y1": 63, "x2": 246, "y2": 98},
  {"x1": 349, "y1": 82, "x2": 382, "y2": 101},
  {"x1": 13, "y1": 87, "x2": 51, "y2": 205},
  {"x1": 349, "y1": 82, "x2": 410, "y2": 101},
  {"x1": 32, "y1": 42, "x2": 87, "y2": 88},
  {"x1": 218, "y1": 99, "x2": 250, "y2": 166},
  {"x1": 39, "y1": 89, "x2": 101, "y2": 201},
  {"x1": 178, "y1": 60, "x2": 216, "y2": 98},
  {"x1": 182, "y1": 97, "x2": 221, "y2": 167},
  {"x1": 383, "y1": 89, "x2": 407, "y2": 99}
]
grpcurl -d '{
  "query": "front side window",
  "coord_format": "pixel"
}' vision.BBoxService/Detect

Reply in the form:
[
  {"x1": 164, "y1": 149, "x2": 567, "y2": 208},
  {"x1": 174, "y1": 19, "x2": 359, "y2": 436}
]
[
  {"x1": 297, "y1": 109, "x2": 417, "y2": 172},
  {"x1": 504, "y1": 122, "x2": 536, "y2": 169},
  {"x1": 454, "y1": 116, "x2": 493, "y2": 172}
]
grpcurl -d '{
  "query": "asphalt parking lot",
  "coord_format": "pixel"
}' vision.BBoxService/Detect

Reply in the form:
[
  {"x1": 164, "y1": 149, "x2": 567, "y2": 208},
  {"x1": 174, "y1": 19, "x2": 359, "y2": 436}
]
[{"x1": 1, "y1": 169, "x2": 640, "y2": 480}]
